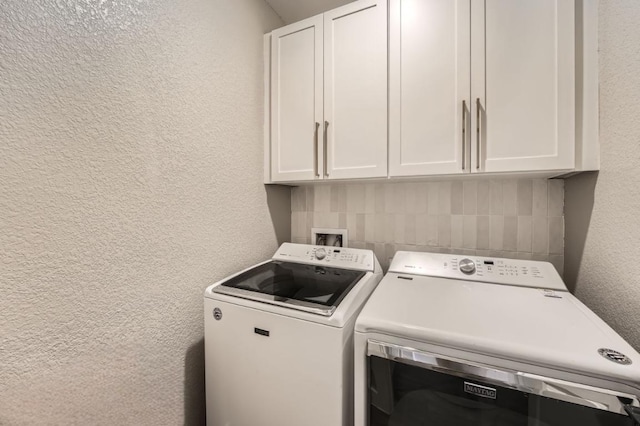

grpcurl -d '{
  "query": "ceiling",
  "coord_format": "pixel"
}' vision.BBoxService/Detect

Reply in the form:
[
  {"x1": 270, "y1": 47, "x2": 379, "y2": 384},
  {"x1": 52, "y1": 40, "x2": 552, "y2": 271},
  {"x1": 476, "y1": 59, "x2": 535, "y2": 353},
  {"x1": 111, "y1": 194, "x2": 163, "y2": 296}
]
[{"x1": 264, "y1": 0, "x2": 354, "y2": 24}]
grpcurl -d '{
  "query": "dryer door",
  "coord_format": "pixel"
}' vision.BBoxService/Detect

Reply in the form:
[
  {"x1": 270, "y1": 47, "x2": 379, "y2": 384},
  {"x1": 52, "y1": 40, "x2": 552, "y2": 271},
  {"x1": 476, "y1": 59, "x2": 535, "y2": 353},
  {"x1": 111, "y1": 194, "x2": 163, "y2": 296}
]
[{"x1": 367, "y1": 341, "x2": 638, "y2": 426}]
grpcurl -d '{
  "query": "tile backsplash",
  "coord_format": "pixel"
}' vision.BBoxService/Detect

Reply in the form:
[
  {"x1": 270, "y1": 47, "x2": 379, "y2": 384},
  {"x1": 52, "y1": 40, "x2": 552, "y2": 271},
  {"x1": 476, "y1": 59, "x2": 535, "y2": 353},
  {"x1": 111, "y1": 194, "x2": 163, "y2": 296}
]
[{"x1": 290, "y1": 179, "x2": 565, "y2": 275}]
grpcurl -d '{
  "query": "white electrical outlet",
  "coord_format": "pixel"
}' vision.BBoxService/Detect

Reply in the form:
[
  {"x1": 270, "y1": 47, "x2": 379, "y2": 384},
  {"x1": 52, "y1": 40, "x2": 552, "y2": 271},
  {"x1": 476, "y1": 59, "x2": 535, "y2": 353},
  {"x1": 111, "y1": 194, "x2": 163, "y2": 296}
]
[{"x1": 311, "y1": 228, "x2": 349, "y2": 248}]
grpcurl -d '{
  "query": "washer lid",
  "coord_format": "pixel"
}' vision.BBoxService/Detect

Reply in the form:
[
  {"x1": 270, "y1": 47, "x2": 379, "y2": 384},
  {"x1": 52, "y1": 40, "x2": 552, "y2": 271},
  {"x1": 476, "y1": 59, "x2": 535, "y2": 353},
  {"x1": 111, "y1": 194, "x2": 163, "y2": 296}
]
[
  {"x1": 213, "y1": 260, "x2": 365, "y2": 316},
  {"x1": 355, "y1": 272, "x2": 640, "y2": 389}
]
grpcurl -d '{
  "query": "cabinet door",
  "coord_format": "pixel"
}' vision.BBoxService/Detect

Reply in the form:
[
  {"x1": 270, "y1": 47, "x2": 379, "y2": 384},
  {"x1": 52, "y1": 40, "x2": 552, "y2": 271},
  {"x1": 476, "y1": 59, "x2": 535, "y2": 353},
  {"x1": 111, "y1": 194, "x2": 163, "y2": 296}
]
[
  {"x1": 472, "y1": 0, "x2": 575, "y2": 173},
  {"x1": 389, "y1": 0, "x2": 471, "y2": 177},
  {"x1": 323, "y1": 0, "x2": 388, "y2": 180},
  {"x1": 271, "y1": 16, "x2": 324, "y2": 182}
]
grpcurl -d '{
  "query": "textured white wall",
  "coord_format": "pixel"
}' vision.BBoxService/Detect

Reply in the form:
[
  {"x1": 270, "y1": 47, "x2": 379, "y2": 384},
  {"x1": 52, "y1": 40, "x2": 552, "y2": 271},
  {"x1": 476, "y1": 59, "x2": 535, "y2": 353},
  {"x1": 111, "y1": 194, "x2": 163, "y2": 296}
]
[
  {"x1": 565, "y1": 0, "x2": 640, "y2": 350},
  {"x1": 0, "y1": 1, "x2": 287, "y2": 424}
]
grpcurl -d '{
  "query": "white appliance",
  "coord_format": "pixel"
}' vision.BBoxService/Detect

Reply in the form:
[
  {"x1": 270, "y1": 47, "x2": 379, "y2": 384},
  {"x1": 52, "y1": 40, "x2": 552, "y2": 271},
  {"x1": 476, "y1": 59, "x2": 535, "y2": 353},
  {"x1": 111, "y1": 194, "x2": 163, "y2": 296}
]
[
  {"x1": 354, "y1": 251, "x2": 640, "y2": 426},
  {"x1": 205, "y1": 243, "x2": 382, "y2": 426}
]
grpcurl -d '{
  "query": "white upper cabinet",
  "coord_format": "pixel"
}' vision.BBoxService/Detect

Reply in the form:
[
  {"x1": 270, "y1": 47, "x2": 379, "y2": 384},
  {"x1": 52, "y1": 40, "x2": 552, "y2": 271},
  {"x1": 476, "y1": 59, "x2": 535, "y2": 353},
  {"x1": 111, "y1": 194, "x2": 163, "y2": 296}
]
[
  {"x1": 472, "y1": 0, "x2": 575, "y2": 173},
  {"x1": 389, "y1": 0, "x2": 580, "y2": 178},
  {"x1": 324, "y1": 0, "x2": 388, "y2": 179},
  {"x1": 269, "y1": 0, "x2": 387, "y2": 183},
  {"x1": 267, "y1": 0, "x2": 595, "y2": 183},
  {"x1": 389, "y1": 0, "x2": 470, "y2": 177},
  {"x1": 270, "y1": 16, "x2": 324, "y2": 182}
]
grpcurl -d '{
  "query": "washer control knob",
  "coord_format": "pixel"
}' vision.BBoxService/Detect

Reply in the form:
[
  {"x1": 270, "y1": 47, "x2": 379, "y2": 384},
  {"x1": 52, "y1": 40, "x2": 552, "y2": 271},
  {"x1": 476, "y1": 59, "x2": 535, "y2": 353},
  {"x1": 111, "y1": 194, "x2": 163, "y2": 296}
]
[
  {"x1": 459, "y1": 258, "x2": 476, "y2": 274},
  {"x1": 315, "y1": 248, "x2": 327, "y2": 260}
]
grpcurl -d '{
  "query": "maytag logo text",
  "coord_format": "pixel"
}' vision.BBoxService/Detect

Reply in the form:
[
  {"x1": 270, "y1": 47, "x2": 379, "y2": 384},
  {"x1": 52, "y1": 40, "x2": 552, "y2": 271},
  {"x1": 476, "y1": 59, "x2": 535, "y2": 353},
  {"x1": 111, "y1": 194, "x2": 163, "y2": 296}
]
[{"x1": 464, "y1": 382, "x2": 497, "y2": 399}]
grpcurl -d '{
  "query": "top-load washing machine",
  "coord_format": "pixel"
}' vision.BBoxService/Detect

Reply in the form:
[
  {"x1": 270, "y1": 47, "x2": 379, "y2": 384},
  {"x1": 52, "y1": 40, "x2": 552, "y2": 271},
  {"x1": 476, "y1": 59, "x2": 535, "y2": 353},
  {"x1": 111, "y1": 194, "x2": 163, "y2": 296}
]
[
  {"x1": 354, "y1": 250, "x2": 640, "y2": 426},
  {"x1": 205, "y1": 243, "x2": 382, "y2": 426}
]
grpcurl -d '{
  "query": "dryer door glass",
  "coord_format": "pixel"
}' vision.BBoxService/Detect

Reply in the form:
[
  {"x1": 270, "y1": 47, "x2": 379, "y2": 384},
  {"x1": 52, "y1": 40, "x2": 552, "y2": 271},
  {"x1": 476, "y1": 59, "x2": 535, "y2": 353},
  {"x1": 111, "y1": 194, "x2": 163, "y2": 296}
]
[
  {"x1": 368, "y1": 355, "x2": 634, "y2": 426},
  {"x1": 217, "y1": 261, "x2": 365, "y2": 308}
]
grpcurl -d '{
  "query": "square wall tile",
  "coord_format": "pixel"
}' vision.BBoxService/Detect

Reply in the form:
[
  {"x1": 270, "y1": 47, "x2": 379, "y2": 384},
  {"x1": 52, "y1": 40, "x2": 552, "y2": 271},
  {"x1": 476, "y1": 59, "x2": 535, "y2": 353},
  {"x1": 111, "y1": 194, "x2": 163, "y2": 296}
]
[
  {"x1": 414, "y1": 183, "x2": 428, "y2": 213},
  {"x1": 517, "y1": 216, "x2": 532, "y2": 252},
  {"x1": 374, "y1": 214, "x2": 385, "y2": 243},
  {"x1": 393, "y1": 184, "x2": 406, "y2": 214},
  {"x1": 405, "y1": 214, "x2": 417, "y2": 245},
  {"x1": 291, "y1": 211, "x2": 300, "y2": 239},
  {"x1": 477, "y1": 181, "x2": 490, "y2": 215},
  {"x1": 517, "y1": 180, "x2": 533, "y2": 216},
  {"x1": 365, "y1": 214, "x2": 375, "y2": 241},
  {"x1": 346, "y1": 213, "x2": 357, "y2": 238},
  {"x1": 355, "y1": 213, "x2": 365, "y2": 241},
  {"x1": 503, "y1": 216, "x2": 517, "y2": 252},
  {"x1": 428, "y1": 183, "x2": 440, "y2": 214},
  {"x1": 426, "y1": 215, "x2": 438, "y2": 247},
  {"x1": 548, "y1": 179, "x2": 564, "y2": 216},
  {"x1": 374, "y1": 184, "x2": 385, "y2": 213},
  {"x1": 451, "y1": 215, "x2": 463, "y2": 249},
  {"x1": 338, "y1": 212, "x2": 347, "y2": 228},
  {"x1": 514, "y1": 252, "x2": 533, "y2": 260},
  {"x1": 405, "y1": 184, "x2": 417, "y2": 213},
  {"x1": 306, "y1": 187, "x2": 315, "y2": 212},
  {"x1": 439, "y1": 182, "x2": 453, "y2": 214},
  {"x1": 463, "y1": 181, "x2": 478, "y2": 215},
  {"x1": 416, "y1": 214, "x2": 428, "y2": 245},
  {"x1": 346, "y1": 184, "x2": 365, "y2": 213},
  {"x1": 463, "y1": 216, "x2": 477, "y2": 249},
  {"x1": 365, "y1": 184, "x2": 375, "y2": 213},
  {"x1": 477, "y1": 216, "x2": 490, "y2": 250},
  {"x1": 503, "y1": 181, "x2": 517, "y2": 216},
  {"x1": 314, "y1": 185, "x2": 331, "y2": 212},
  {"x1": 490, "y1": 180, "x2": 503, "y2": 215},
  {"x1": 394, "y1": 214, "x2": 405, "y2": 244},
  {"x1": 438, "y1": 215, "x2": 451, "y2": 248},
  {"x1": 291, "y1": 187, "x2": 305, "y2": 212},
  {"x1": 532, "y1": 216, "x2": 548, "y2": 254},
  {"x1": 451, "y1": 181, "x2": 463, "y2": 214},
  {"x1": 386, "y1": 184, "x2": 404, "y2": 214},
  {"x1": 306, "y1": 212, "x2": 314, "y2": 239},
  {"x1": 532, "y1": 180, "x2": 548, "y2": 217},
  {"x1": 330, "y1": 185, "x2": 346, "y2": 212},
  {"x1": 549, "y1": 217, "x2": 564, "y2": 254},
  {"x1": 385, "y1": 214, "x2": 395, "y2": 242},
  {"x1": 490, "y1": 216, "x2": 504, "y2": 250}
]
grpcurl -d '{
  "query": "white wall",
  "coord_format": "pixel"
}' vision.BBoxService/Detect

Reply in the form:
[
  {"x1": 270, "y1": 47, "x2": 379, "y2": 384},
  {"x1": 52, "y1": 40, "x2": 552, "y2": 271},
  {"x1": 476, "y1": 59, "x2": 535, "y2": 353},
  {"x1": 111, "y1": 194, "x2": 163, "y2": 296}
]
[
  {"x1": 0, "y1": 0, "x2": 288, "y2": 424},
  {"x1": 565, "y1": 0, "x2": 640, "y2": 350}
]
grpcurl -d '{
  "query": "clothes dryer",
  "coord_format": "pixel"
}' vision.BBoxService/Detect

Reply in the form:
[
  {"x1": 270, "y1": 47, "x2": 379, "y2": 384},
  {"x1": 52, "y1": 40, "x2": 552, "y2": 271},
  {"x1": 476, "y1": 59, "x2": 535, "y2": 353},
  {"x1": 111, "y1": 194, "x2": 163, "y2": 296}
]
[{"x1": 355, "y1": 251, "x2": 640, "y2": 425}]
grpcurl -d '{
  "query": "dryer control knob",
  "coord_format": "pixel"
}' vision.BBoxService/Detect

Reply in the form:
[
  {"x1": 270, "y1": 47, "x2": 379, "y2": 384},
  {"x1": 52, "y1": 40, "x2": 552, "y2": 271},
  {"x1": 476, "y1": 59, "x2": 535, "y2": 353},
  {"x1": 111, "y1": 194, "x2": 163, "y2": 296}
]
[
  {"x1": 459, "y1": 258, "x2": 476, "y2": 274},
  {"x1": 315, "y1": 248, "x2": 327, "y2": 260}
]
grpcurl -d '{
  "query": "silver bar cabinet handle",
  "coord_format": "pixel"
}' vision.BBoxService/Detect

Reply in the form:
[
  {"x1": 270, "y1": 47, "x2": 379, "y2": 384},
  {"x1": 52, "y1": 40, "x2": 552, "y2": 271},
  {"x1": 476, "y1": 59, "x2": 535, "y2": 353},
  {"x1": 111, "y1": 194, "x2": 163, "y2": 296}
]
[
  {"x1": 323, "y1": 121, "x2": 329, "y2": 177},
  {"x1": 462, "y1": 100, "x2": 466, "y2": 170},
  {"x1": 314, "y1": 122, "x2": 320, "y2": 178},
  {"x1": 476, "y1": 98, "x2": 481, "y2": 170}
]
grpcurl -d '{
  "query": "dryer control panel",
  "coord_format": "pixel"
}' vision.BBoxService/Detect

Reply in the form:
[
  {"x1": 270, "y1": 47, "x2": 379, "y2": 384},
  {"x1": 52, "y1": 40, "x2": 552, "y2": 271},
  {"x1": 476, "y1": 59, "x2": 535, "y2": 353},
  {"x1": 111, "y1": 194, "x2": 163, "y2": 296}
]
[
  {"x1": 273, "y1": 243, "x2": 375, "y2": 272},
  {"x1": 388, "y1": 251, "x2": 566, "y2": 291}
]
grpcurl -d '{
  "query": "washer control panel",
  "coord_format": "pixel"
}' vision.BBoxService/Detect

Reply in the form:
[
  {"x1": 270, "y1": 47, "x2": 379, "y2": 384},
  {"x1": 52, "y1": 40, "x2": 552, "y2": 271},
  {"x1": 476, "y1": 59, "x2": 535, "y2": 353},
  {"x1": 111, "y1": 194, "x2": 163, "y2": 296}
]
[
  {"x1": 389, "y1": 251, "x2": 566, "y2": 291},
  {"x1": 273, "y1": 243, "x2": 375, "y2": 272}
]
